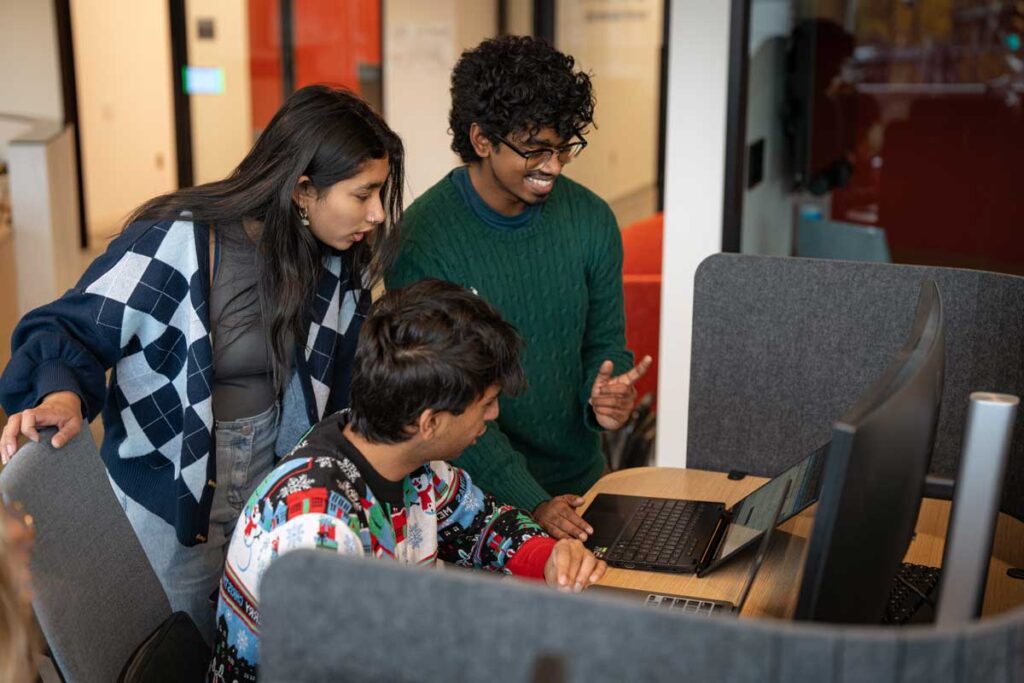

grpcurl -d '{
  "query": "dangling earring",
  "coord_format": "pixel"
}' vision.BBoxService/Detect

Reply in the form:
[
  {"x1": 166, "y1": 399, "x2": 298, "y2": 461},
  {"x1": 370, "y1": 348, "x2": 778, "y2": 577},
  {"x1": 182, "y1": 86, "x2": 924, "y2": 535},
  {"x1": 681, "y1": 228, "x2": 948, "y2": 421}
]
[{"x1": 298, "y1": 205, "x2": 310, "y2": 227}]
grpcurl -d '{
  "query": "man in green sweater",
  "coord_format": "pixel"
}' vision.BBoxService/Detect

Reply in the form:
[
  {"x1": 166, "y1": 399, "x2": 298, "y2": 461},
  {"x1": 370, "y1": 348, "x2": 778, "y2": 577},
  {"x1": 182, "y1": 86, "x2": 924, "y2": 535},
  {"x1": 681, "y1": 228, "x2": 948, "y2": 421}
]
[{"x1": 387, "y1": 36, "x2": 651, "y2": 541}]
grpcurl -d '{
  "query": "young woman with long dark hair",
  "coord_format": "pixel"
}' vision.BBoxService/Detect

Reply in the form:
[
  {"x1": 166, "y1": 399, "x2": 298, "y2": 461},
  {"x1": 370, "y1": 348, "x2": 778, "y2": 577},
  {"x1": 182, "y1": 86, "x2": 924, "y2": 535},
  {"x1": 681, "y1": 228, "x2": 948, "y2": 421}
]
[{"x1": 0, "y1": 85, "x2": 404, "y2": 640}]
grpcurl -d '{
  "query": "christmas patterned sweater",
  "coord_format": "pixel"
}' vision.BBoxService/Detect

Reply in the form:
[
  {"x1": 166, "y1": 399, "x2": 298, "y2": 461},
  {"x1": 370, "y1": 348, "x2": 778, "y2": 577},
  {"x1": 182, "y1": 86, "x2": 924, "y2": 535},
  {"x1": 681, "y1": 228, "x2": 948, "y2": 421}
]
[{"x1": 208, "y1": 410, "x2": 554, "y2": 682}]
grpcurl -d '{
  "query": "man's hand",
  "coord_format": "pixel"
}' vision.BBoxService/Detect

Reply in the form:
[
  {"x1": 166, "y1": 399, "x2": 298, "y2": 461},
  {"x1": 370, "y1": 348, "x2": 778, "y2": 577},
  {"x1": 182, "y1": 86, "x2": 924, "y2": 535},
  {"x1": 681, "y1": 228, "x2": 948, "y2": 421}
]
[
  {"x1": 533, "y1": 494, "x2": 593, "y2": 541},
  {"x1": 589, "y1": 356, "x2": 653, "y2": 431},
  {"x1": 543, "y1": 538, "x2": 607, "y2": 592},
  {"x1": 1, "y1": 391, "x2": 84, "y2": 464}
]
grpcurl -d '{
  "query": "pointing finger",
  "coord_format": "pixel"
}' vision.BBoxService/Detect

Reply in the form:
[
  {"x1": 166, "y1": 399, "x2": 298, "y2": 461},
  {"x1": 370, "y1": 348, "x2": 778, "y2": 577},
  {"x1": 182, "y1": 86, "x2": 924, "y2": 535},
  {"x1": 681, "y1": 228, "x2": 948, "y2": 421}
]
[{"x1": 613, "y1": 356, "x2": 653, "y2": 386}]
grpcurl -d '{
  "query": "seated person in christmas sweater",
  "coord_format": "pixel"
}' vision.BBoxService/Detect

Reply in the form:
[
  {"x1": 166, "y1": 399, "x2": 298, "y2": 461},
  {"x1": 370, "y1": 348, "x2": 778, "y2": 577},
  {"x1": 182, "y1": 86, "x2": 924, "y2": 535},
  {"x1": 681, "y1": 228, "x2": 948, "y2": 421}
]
[{"x1": 209, "y1": 279, "x2": 607, "y2": 681}]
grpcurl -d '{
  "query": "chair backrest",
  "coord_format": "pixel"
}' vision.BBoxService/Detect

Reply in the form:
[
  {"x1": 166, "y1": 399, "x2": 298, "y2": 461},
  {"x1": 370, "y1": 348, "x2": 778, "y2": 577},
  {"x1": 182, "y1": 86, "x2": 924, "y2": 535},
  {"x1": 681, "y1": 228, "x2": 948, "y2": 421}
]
[
  {"x1": 0, "y1": 428, "x2": 171, "y2": 682},
  {"x1": 797, "y1": 217, "x2": 892, "y2": 263},
  {"x1": 621, "y1": 213, "x2": 663, "y2": 408},
  {"x1": 688, "y1": 254, "x2": 1024, "y2": 521},
  {"x1": 259, "y1": 550, "x2": 1024, "y2": 683}
]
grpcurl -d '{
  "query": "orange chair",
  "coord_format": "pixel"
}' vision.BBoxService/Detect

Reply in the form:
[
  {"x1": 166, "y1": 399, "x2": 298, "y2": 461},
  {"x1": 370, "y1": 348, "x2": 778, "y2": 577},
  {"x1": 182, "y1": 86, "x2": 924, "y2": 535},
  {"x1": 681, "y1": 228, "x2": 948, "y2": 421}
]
[{"x1": 620, "y1": 213, "x2": 662, "y2": 410}]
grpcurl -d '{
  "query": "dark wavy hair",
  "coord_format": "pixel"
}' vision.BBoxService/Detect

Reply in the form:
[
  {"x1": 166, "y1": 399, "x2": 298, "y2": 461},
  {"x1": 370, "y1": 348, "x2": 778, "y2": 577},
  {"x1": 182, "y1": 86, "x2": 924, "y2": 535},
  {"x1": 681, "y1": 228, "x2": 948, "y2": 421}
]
[
  {"x1": 125, "y1": 85, "x2": 404, "y2": 388},
  {"x1": 349, "y1": 279, "x2": 527, "y2": 444},
  {"x1": 449, "y1": 35, "x2": 595, "y2": 162}
]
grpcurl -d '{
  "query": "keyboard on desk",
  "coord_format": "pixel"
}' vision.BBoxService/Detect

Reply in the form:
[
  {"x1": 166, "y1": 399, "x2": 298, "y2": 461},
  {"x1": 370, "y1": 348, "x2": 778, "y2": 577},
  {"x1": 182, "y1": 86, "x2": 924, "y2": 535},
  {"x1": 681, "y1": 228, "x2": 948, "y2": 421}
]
[
  {"x1": 882, "y1": 562, "x2": 941, "y2": 625},
  {"x1": 643, "y1": 593, "x2": 735, "y2": 616},
  {"x1": 605, "y1": 498, "x2": 708, "y2": 571}
]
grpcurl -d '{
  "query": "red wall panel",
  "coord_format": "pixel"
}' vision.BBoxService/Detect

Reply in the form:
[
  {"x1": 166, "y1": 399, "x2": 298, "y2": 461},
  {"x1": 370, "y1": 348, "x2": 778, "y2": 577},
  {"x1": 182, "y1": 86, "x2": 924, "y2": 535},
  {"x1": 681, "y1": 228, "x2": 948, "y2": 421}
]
[
  {"x1": 248, "y1": 1, "x2": 381, "y2": 132},
  {"x1": 248, "y1": 0, "x2": 284, "y2": 132},
  {"x1": 293, "y1": 0, "x2": 380, "y2": 91}
]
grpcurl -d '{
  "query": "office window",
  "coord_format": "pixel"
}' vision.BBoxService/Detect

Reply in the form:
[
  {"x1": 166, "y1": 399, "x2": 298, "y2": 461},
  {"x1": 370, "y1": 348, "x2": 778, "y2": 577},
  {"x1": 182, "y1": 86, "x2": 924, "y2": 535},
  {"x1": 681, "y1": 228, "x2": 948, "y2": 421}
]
[{"x1": 734, "y1": 0, "x2": 1024, "y2": 275}]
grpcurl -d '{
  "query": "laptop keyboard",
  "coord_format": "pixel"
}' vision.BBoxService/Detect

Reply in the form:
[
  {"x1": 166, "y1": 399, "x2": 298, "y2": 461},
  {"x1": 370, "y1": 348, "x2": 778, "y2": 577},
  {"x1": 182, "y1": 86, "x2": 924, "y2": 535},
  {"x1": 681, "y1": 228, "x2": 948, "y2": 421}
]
[
  {"x1": 644, "y1": 593, "x2": 728, "y2": 615},
  {"x1": 606, "y1": 498, "x2": 704, "y2": 567}
]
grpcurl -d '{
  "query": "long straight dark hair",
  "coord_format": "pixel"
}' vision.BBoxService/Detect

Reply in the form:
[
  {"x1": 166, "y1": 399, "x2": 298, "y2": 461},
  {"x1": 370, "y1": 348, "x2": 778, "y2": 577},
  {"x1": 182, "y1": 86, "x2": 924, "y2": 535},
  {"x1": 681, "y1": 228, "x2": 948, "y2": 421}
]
[{"x1": 125, "y1": 85, "x2": 405, "y2": 385}]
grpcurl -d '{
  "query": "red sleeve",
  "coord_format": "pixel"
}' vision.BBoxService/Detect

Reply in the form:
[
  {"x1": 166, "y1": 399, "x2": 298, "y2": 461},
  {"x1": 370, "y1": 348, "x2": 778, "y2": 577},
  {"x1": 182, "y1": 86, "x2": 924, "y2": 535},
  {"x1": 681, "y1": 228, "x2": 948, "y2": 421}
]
[{"x1": 505, "y1": 536, "x2": 557, "y2": 580}]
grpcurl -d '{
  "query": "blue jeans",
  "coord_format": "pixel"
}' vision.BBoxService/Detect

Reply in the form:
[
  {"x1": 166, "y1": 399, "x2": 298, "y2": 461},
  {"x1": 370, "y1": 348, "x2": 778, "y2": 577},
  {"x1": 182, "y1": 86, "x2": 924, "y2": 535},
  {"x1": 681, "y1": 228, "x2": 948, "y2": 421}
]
[{"x1": 110, "y1": 401, "x2": 280, "y2": 643}]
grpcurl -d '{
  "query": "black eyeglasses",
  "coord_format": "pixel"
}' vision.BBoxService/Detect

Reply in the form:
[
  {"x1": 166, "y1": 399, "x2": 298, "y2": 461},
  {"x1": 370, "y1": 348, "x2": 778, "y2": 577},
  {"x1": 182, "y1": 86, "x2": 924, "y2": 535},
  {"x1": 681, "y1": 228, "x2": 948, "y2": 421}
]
[{"x1": 495, "y1": 134, "x2": 588, "y2": 170}]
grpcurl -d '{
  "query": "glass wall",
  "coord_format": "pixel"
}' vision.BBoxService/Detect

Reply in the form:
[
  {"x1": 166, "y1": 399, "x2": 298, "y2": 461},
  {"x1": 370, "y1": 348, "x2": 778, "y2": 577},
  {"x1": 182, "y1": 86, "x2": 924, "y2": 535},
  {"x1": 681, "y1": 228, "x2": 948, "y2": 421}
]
[{"x1": 739, "y1": 0, "x2": 1024, "y2": 275}]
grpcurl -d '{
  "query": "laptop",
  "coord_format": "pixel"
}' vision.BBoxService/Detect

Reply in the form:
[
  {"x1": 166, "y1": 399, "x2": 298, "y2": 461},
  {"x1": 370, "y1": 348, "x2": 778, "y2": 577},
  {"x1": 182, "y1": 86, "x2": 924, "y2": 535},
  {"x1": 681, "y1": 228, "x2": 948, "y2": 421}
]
[
  {"x1": 583, "y1": 444, "x2": 826, "y2": 575},
  {"x1": 588, "y1": 480, "x2": 791, "y2": 617}
]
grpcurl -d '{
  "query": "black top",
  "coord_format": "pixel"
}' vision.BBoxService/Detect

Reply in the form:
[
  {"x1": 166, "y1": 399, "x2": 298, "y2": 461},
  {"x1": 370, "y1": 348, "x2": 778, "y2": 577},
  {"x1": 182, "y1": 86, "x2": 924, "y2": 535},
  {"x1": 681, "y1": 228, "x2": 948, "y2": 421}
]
[{"x1": 209, "y1": 223, "x2": 277, "y2": 421}]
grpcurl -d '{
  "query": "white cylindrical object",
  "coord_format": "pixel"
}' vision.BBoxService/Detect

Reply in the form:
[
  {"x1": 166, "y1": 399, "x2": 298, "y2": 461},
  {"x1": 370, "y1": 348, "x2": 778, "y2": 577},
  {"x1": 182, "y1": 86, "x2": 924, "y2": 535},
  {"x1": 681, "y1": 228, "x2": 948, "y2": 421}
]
[{"x1": 936, "y1": 392, "x2": 1019, "y2": 625}]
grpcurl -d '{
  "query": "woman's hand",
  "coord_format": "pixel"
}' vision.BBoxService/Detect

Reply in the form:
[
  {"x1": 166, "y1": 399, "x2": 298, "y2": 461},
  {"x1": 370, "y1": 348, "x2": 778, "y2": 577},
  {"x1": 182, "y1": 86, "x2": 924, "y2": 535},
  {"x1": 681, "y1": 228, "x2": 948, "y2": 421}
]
[{"x1": 1, "y1": 391, "x2": 84, "y2": 463}]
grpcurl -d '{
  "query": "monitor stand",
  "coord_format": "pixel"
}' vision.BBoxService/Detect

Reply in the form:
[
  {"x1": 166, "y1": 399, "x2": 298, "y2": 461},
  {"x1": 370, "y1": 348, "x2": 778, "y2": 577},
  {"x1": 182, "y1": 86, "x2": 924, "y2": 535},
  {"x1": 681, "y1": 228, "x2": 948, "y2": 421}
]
[{"x1": 936, "y1": 392, "x2": 1019, "y2": 625}]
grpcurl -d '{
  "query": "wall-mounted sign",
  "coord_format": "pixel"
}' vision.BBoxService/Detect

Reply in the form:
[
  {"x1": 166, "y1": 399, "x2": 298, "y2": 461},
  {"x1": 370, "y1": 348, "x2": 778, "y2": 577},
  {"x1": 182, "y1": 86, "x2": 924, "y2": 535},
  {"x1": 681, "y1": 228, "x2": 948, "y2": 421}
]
[{"x1": 183, "y1": 66, "x2": 225, "y2": 95}]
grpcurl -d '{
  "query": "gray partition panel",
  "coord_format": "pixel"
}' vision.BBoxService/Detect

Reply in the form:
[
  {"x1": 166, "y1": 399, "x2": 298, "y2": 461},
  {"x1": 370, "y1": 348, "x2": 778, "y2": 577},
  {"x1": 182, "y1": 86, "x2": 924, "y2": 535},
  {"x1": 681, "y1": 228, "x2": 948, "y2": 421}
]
[
  {"x1": 260, "y1": 551, "x2": 1024, "y2": 683},
  {"x1": 261, "y1": 551, "x2": 750, "y2": 682},
  {"x1": 962, "y1": 624, "x2": 1012, "y2": 683},
  {"x1": 776, "y1": 629, "x2": 839, "y2": 682},
  {"x1": 900, "y1": 635, "x2": 961, "y2": 683},
  {"x1": 688, "y1": 254, "x2": 1024, "y2": 520},
  {"x1": 838, "y1": 635, "x2": 900, "y2": 683}
]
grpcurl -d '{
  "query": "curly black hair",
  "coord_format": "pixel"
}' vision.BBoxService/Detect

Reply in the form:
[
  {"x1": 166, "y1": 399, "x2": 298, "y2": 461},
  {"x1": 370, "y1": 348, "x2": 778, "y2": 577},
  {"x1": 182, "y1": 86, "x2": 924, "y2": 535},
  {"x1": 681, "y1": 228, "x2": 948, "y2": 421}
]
[{"x1": 449, "y1": 35, "x2": 595, "y2": 163}]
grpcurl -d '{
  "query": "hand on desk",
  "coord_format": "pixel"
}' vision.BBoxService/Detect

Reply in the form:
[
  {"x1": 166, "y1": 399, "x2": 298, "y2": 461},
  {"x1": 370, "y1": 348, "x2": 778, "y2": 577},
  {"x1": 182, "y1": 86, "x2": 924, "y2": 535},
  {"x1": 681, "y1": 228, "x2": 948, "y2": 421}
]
[
  {"x1": 544, "y1": 539, "x2": 607, "y2": 593},
  {"x1": 534, "y1": 495, "x2": 593, "y2": 541},
  {"x1": 589, "y1": 356, "x2": 653, "y2": 431}
]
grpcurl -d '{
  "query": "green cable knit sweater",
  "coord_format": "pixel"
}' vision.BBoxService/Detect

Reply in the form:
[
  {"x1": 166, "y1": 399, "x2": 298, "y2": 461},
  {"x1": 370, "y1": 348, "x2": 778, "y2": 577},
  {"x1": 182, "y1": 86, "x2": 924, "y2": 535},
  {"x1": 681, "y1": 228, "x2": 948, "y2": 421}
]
[{"x1": 386, "y1": 170, "x2": 634, "y2": 511}]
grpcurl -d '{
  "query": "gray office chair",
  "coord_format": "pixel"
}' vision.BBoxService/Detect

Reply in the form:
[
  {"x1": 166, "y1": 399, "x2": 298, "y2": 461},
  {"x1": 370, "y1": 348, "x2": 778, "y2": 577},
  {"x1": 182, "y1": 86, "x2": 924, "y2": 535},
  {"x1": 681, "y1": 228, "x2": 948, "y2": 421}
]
[
  {"x1": 796, "y1": 217, "x2": 892, "y2": 263},
  {"x1": 259, "y1": 550, "x2": 1024, "y2": 683},
  {"x1": 0, "y1": 428, "x2": 172, "y2": 682}
]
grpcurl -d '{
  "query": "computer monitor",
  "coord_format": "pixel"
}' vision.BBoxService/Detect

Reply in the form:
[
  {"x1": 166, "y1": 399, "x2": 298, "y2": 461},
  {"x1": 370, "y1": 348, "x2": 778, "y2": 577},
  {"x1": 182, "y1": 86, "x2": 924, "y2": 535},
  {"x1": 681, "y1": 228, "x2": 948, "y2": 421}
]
[{"x1": 794, "y1": 279, "x2": 945, "y2": 624}]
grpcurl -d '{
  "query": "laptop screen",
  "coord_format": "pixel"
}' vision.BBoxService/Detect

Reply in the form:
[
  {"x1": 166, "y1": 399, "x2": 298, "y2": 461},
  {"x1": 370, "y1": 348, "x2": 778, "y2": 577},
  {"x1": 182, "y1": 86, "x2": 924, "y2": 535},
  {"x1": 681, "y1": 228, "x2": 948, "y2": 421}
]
[
  {"x1": 705, "y1": 444, "x2": 827, "y2": 570},
  {"x1": 732, "y1": 479, "x2": 791, "y2": 611}
]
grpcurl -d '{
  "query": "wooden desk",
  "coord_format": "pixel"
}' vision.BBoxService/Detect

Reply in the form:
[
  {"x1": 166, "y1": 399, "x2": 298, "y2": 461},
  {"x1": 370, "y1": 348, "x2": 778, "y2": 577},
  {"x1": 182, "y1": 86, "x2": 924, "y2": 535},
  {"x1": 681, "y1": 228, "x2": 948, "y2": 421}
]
[{"x1": 582, "y1": 467, "x2": 1024, "y2": 620}]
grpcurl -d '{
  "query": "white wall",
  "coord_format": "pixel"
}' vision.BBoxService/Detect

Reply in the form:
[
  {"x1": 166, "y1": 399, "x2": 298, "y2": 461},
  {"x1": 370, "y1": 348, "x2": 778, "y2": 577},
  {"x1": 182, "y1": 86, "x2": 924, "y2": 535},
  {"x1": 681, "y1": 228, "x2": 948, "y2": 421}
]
[
  {"x1": 0, "y1": 0, "x2": 64, "y2": 163},
  {"x1": 656, "y1": 0, "x2": 734, "y2": 468},
  {"x1": 383, "y1": 0, "x2": 498, "y2": 203},
  {"x1": 503, "y1": 0, "x2": 532, "y2": 36},
  {"x1": 556, "y1": 0, "x2": 662, "y2": 208},
  {"x1": 0, "y1": 0, "x2": 63, "y2": 122},
  {"x1": 71, "y1": 0, "x2": 177, "y2": 239},
  {"x1": 9, "y1": 124, "x2": 81, "y2": 313},
  {"x1": 185, "y1": 1, "x2": 254, "y2": 185},
  {"x1": 0, "y1": 230, "x2": 16, "y2": 371}
]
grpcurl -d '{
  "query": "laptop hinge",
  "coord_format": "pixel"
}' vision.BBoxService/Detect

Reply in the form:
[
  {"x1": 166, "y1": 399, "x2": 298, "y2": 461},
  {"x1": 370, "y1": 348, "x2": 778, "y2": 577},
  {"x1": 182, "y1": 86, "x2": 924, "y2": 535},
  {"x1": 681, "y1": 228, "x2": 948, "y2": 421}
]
[{"x1": 697, "y1": 509, "x2": 731, "y2": 574}]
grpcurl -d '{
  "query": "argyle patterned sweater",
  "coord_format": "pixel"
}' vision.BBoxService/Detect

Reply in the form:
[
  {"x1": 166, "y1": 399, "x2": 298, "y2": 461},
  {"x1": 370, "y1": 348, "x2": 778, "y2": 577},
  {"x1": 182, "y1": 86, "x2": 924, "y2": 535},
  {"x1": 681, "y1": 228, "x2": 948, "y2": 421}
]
[
  {"x1": 0, "y1": 216, "x2": 368, "y2": 545},
  {"x1": 386, "y1": 172, "x2": 634, "y2": 512}
]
